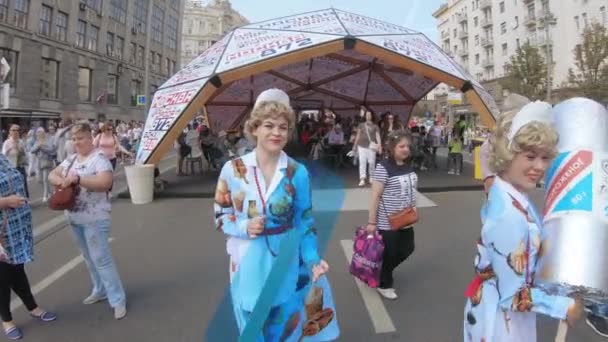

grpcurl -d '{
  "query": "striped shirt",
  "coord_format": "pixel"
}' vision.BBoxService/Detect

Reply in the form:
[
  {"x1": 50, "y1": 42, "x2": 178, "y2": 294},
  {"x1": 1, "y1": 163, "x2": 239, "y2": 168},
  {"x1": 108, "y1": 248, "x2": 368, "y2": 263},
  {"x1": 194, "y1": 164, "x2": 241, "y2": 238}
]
[{"x1": 372, "y1": 159, "x2": 418, "y2": 231}]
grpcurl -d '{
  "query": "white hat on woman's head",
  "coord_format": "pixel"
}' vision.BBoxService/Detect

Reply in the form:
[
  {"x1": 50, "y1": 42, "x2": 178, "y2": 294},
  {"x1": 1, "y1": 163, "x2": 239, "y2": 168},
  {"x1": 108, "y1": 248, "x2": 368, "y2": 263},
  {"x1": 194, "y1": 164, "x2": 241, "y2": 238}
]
[
  {"x1": 507, "y1": 100, "x2": 553, "y2": 146},
  {"x1": 254, "y1": 88, "x2": 290, "y2": 108}
]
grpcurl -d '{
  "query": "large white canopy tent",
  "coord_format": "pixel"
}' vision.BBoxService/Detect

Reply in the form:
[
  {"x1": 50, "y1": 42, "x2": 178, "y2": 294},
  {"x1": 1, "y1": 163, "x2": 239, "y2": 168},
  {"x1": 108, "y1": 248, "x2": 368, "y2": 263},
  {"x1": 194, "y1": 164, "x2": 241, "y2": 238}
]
[{"x1": 136, "y1": 8, "x2": 499, "y2": 165}]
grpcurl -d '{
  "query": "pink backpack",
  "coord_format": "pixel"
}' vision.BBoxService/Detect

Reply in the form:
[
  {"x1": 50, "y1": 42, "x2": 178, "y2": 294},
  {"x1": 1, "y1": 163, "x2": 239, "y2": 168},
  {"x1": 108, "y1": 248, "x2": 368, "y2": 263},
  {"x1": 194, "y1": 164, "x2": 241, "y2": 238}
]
[{"x1": 349, "y1": 227, "x2": 384, "y2": 288}]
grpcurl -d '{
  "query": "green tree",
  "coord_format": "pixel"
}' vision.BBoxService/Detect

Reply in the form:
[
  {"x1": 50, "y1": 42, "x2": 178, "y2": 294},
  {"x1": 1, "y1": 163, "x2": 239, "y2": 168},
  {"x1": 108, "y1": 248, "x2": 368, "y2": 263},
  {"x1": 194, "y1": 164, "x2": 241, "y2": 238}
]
[
  {"x1": 501, "y1": 42, "x2": 547, "y2": 100},
  {"x1": 568, "y1": 22, "x2": 608, "y2": 103}
]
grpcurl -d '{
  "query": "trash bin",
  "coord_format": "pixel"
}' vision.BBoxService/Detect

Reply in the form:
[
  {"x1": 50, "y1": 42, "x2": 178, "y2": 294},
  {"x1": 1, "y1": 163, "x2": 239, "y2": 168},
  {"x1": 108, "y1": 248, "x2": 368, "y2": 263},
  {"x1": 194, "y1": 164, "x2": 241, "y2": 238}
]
[
  {"x1": 472, "y1": 138, "x2": 485, "y2": 180},
  {"x1": 124, "y1": 164, "x2": 155, "y2": 204}
]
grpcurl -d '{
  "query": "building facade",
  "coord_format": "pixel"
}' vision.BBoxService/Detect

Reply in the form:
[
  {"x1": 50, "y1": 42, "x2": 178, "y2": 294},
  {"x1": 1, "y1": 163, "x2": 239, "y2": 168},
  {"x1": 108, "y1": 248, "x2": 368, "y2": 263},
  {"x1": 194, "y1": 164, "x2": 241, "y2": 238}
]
[
  {"x1": 433, "y1": 0, "x2": 607, "y2": 90},
  {"x1": 181, "y1": 0, "x2": 248, "y2": 67},
  {"x1": 0, "y1": 0, "x2": 185, "y2": 125}
]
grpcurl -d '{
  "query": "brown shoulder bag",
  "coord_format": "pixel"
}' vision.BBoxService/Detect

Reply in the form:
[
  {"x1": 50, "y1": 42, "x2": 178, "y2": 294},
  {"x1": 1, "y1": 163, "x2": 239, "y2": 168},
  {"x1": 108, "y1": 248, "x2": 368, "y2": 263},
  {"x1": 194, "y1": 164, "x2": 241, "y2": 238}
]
[{"x1": 48, "y1": 156, "x2": 80, "y2": 211}]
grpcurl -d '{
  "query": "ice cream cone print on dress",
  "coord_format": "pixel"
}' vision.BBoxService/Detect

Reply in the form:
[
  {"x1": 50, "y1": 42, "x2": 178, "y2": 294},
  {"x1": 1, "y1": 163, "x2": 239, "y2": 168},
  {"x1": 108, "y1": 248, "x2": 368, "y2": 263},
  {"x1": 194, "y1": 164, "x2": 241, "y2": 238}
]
[
  {"x1": 232, "y1": 158, "x2": 248, "y2": 184},
  {"x1": 233, "y1": 192, "x2": 245, "y2": 212},
  {"x1": 247, "y1": 200, "x2": 259, "y2": 219},
  {"x1": 215, "y1": 179, "x2": 232, "y2": 208}
]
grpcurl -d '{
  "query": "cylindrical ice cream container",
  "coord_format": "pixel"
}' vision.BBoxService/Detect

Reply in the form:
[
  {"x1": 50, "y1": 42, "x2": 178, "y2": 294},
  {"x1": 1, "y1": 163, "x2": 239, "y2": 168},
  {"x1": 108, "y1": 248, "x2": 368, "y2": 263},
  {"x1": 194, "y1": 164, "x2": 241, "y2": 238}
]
[{"x1": 536, "y1": 98, "x2": 608, "y2": 301}]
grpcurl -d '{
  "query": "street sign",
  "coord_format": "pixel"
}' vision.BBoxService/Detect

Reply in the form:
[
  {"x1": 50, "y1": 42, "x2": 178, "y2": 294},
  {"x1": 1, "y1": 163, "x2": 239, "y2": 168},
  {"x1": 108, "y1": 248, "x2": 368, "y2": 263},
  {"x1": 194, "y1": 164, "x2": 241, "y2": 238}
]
[
  {"x1": 447, "y1": 92, "x2": 462, "y2": 105},
  {"x1": 0, "y1": 58, "x2": 10, "y2": 82},
  {"x1": 0, "y1": 83, "x2": 9, "y2": 109},
  {"x1": 137, "y1": 95, "x2": 146, "y2": 106}
]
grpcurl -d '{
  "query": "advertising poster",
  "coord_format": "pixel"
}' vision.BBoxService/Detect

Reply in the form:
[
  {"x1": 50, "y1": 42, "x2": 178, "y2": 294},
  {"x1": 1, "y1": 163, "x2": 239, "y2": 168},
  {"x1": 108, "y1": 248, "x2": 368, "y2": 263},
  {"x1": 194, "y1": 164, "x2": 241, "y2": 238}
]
[
  {"x1": 136, "y1": 78, "x2": 208, "y2": 163},
  {"x1": 247, "y1": 9, "x2": 347, "y2": 35},
  {"x1": 216, "y1": 29, "x2": 340, "y2": 74}
]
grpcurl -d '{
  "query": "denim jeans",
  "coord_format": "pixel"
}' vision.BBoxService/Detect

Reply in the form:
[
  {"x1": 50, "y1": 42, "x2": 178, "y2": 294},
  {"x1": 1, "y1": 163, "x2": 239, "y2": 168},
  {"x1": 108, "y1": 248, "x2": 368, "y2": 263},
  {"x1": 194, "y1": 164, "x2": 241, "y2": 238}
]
[
  {"x1": 70, "y1": 219, "x2": 126, "y2": 308},
  {"x1": 588, "y1": 302, "x2": 608, "y2": 318}
]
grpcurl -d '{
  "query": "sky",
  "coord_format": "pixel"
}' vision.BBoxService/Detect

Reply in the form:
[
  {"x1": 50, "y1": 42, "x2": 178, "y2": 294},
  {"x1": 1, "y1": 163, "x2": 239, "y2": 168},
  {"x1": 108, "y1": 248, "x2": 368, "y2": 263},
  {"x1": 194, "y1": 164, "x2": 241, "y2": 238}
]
[{"x1": 228, "y1": 0, "x2": 446, "y2": 42}]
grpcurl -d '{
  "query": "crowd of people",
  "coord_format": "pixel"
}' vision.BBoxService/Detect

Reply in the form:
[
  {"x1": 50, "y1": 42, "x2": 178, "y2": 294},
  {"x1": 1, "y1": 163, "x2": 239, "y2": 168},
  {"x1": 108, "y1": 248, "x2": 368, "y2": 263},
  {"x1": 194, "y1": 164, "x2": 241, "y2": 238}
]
[{"x1": 0, "y1": 119, "x2": 143, "y2": 339}]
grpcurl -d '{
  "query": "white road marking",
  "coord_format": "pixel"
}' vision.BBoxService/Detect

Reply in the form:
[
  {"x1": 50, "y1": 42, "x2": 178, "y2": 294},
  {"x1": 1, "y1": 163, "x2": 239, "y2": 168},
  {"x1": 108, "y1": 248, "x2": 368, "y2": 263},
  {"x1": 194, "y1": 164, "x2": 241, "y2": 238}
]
[
  {"x1": 32, "y1": 163, "x2": 176, "y2": 238},
  {"x1": 313, "y1": 188, "x2": 437, "y2": 212},
  {"x1": 340, "y1": 239, "x2": 396, "y2": 334},
  {"x1": 11, "y1": 238, "x2": 115, "y2": 311}
]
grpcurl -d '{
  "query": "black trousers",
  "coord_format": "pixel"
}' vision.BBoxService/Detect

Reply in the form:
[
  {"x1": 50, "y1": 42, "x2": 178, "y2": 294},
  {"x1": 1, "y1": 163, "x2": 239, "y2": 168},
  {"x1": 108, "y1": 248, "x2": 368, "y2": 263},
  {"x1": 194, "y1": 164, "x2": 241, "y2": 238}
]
[
  {"x1": 378, "y1": 228, "x2": 415, "y2": 289},
  {"x1": 0, "y1": 262, "x2": 38, "y2": 322},
  {"x1": 16, "y1": 167, "x2": 29, "y2": 198}
]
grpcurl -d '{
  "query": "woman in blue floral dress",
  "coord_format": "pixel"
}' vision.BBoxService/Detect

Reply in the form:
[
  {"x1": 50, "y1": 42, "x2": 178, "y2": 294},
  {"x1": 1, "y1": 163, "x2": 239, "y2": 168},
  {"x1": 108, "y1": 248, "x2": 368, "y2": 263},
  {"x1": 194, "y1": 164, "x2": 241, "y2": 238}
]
[
  {"x1": 214, "y1": 89, "x2": 339, "y2": 341},
  {"x1": 0, "y1": 154, "x2": 56, "y2": 340},
  {"x1": 463, "y1": 102, "x2": 583, "y2": 341}
]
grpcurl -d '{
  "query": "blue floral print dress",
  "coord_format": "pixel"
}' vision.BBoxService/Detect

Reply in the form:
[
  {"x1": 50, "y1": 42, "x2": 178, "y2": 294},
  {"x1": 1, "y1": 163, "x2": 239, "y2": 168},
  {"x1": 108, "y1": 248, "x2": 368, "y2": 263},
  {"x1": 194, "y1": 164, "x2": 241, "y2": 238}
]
[
  {"x1": 214, "y1": 150, "x2": 339, "y2": 341},
  {"x1": 463, "y1": 176, "x2": 574, "y2": 342},
  {"x1": 0, "y1": 154, "x2": 33, "y2": 265}
]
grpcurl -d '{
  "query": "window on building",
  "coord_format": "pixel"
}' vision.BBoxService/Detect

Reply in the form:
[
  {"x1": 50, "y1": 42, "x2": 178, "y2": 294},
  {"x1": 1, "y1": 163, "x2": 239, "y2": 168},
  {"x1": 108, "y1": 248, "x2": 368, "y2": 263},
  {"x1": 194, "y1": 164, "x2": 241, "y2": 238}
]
[
  {"x1": 110, "y1": 0, "x2": 127, "y2": 24},
  {"x1": 107, "y1": 74, "x2": 118, "y2": 104},
  {"x1": 152, "y1": 5, "x2": 164, "y2": 43},
  {"x1": 76, "y1": 20, "x2": 87, "y2": 48},
  {"x1": 474, "y1": 16, "x2": 478, "y2": 27},
  {"x1": 129, "y1": 42, "x2": 136, "y2": 64},
  {"x1": 475, "y1": 35, "x2": 479, "y2": 46},
  {"x1": 156, "y1": 53, "x2": 162, "y2": 72},
  {"x1": 133, "y1": 0, "x2": 147, "y2": 33},
  {"x1": 39, "y1": 5, "x2": 52, "y2": 36},
  {"x1": 137, "y1": 45, "x2": 144, "y2": 67},
  {"x1": 87, "y1": 0, "x2": 102, "y2": 12},
  {"x1": 0, "y1": 48, "x2": 18, "y2": 92},
  {"x1": 601, "y1": 7, "x2": 607, "y2": 25},
  {"x1": 514, "y1": 16, "x2": 519, "y2": 28},
  {"x1": 116, "y1": 36, "x2": 124, "y2": 60},
  {"x1": 87, "y1": 25, "x2": 99, "y2": 51},
  {"x1": 500, "y1": 1, "x2": 505, "y2": 13},
  {"x1": 574, "y1": 16, "x2": 580, "y2": 30},
  {"x1": 453, "y1": 28, "x2": 457, "y2": 38},
  {"x1": 170, "y1": 0, "x2": 179, "y2": 11},
  {"x1": 582, "y1": 13, "x2": 588, "y2": 28},
  {"x1": 13, "y1": 0, "x2": 29, "y2": 29},
  {"x1": 149, "y1": 51, "x2": 155, "y2": 72},
  {"x1": 40, "y1": 58, "x2": 59, "y2": 98},
  {"x1": 55, "y1": 12, "x2": 68, "y2": 41},
  {"x1": 106, "y1": 32, "x2": 114, "y2": 56},
  {"x1": 130, "y1": 79, "x2": 141, "y2": 106},
  {"x1": 0, "y1": 0, "x2": 8, "y2": 23},
  {"x1": 78, "y1": 67, "x2": 92, "y2": 102},
  {"x1": 516, "y1": 38, "x2": 520, "y2": 49},
  {"x1": 502, "y1": 43, "x2": 508, "y2": 56},
  {"x1": 501, "y1": 22, "x2": 507, "y2": 34},
  {"x1": 167, "y1": 15, "x2": 178, "y2": 50},
  {"x1": 475, "y1": 54, "x2": 480, "y2": 65},
  {"x1": 166, "y1": 57, "x2": 171, "y2": 75}
]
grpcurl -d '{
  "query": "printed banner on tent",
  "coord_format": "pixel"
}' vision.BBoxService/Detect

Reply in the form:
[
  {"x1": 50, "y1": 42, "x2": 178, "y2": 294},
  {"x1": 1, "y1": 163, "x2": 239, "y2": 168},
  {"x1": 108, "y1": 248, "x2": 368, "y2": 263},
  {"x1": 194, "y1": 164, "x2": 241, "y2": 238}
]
[
  {"x1": 360, "y1": 34, "x2": 465, "y2": 81},
  {"x1": 136, "y1": 78, "x2": 208, "y2": 163},
  {"x1": 160, "y1": 35, "x2": 231, "y2": 89},
  {"x1": 473, "y1": 85, "x2": 500, "y2": 119},
  {"x1": 215, "y1": 29, "x2": 340, "y2": 74},
  {"x1": 384, "y1": 69, "x2": 437, "y2": 99},
  {"x1": 246, "y1": 9, "x2": 347, "y2": 35},
  {"x1": 335, "y1": 9, "x2": 416, "y2": 35}
]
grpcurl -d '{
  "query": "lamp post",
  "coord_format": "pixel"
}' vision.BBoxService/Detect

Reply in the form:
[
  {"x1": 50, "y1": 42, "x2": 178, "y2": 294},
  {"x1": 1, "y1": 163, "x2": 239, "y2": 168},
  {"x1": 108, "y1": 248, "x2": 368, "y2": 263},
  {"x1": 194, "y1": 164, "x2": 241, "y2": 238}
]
[{"x1": 539, "y1": 7, "x2": 557, "y2": 102}]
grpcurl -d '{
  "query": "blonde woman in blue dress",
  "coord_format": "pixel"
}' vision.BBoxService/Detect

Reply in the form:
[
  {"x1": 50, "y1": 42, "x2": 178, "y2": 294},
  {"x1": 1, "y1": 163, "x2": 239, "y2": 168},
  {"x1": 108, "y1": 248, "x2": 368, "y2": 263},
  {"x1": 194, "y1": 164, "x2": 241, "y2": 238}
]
[
  {"x1": 214, "y1": 89, "x2": 339, "y2": 341},
  {"x1": 463, "y1": 102, "x2": 583, "y2": 341}
]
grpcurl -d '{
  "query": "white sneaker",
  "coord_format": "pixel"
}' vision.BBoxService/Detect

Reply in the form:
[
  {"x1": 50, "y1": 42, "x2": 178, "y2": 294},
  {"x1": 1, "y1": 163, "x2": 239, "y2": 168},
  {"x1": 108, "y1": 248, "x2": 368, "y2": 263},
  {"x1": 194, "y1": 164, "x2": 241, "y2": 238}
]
[
  {"x1": 114, "y1": 305, "x2": 127, "y2": 320},
  {"x1": 358, "y1": 179, "x2": 365, "y2": 187},
  {"x1": 377, "y1": 288, "x2": 398, "y2": 300},
  {"x1": 83, "y1": 293, "x2": 107, "y2": 305},
  {"x1": 448, "y1": 170, "x2": 455, "y2": 175},
  {"x1": 456, "y1": 171, "x2": 461, "y2": 175}
]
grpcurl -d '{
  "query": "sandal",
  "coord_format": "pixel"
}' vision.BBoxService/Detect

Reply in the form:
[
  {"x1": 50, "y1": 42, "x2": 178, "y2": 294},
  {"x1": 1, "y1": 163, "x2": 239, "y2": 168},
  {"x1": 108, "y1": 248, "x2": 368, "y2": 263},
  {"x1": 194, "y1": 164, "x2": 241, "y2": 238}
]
[
  {"x1": 4, "y1": 326, "x2": 23, "y2": 340},
  {"x1": 30, "y1": 311, "x2": 57, "y2": 322}
]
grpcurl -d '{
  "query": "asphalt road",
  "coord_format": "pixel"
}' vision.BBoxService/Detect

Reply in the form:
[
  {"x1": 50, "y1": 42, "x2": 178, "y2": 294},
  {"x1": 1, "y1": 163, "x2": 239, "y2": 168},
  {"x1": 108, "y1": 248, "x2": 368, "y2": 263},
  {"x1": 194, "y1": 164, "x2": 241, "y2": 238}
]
[{"x1": 10, "y1": 177, "x2": 605, "y2": 342}]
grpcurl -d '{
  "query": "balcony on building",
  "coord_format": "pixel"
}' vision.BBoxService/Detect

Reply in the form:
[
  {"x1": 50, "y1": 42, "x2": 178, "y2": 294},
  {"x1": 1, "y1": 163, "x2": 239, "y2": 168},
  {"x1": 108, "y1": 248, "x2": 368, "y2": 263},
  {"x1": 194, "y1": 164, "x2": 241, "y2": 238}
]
[
  {"x1": 457, "y1": 12, "x2": 468, "y2": 23},
  {"x1": 481, "y1": 36, "x2": 494, "y2": 47},
  {"x1": 481, "y1": 17, "x2": 493, "y2": 28},
  {"x1": 482, "y1": 58, "x2": 494, "y2": 68},
  {"x1": 480, "y1": 0, "x2": 492, "y2": 10},
  {"x1": 459, "y1": 30, "x2": 469, "y2": 40},
  {"x1": 524, "y1": 14, "x2": 537, "y2": 27},
  {"x1": 459, "y1": 49, "x2": 469, "y2": 57},
  {"x1": 441, "y1": 31, "x2": 450, "y2": 40},
  {"x1": 535, "y1": 35, "x2": 553, "y2": 47}
]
